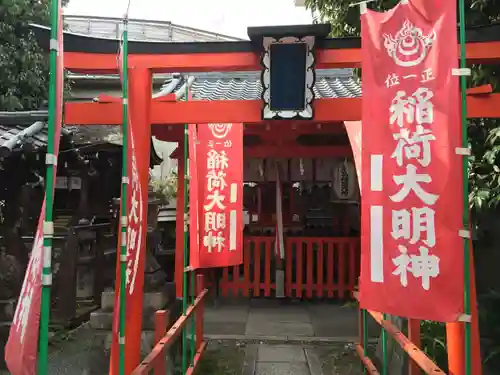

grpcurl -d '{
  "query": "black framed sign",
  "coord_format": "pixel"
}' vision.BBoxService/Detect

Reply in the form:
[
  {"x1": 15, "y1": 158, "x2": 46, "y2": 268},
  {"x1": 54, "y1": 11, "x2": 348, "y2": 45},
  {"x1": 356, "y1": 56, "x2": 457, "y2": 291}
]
[{"x1": 261, "y1": 36, "x2": 316, "y2": 120}]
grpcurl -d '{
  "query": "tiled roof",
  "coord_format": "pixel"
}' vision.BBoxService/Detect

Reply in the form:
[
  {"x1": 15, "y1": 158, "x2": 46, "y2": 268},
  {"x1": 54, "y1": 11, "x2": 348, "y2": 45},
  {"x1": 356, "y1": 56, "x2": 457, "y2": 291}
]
[
  {"x1": 0, "y1": 111, "x2": 122, "y2": 154},
  {"x1": 69, "y1": 69, "x2": 361, "y2": 101},
  {"x1": 0, "y1": 111, "x2": 50, "y2": 153},
  {"x1": 0, "y1": 113, "x2": 163, "y2": 164},
  {"x1": 185, "y1": 69, "x2": 361, "y2": 100}
]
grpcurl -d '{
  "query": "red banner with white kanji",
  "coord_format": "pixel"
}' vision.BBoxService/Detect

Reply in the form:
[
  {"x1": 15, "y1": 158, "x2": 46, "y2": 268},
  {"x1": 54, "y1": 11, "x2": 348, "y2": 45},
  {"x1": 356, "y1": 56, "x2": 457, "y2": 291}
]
[
  {"x1": 109, "y1": 62, "x2": 150, "y2": 375},
  {"x1": 358, "y1": 0, "x2": 464, "y2": 321},
  {"x1": 192, "y1": 123, "x2": 243, "y2": 268},
  {"x1": 5, "y1": 4, "x2": 64, "y2": 373},
  {"x1": 189, "y1": 123, "x2": 201, "y2": 268},
  {"x1": 110, "y1": 110, "x2": 149, "y2": 375}
]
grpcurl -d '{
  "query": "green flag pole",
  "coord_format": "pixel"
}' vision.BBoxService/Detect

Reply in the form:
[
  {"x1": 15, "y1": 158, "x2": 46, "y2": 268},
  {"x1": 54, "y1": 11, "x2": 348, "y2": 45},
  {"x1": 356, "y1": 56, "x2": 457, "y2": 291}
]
[
  {"x1": 181, "y1": 76, "x2": 190, "y2": 375},
  {"x1": 118, "y1": 17, "x2": 129, "y2": 375},
  {"x1": 38, "y1": 0, "x2": 60, "y2": 373},
  {"x1": 381, "y1": 313, "x2": 387, "y2": 375},
  {"x1": 187, "y1": 83, "x2": 196, "y2": 367},
  {"x1": 457, "y1": 0, "x2": 472, "y2": 374},
  {"x1": 362, "y1": 309, "x2": 367, "y2": 374}
]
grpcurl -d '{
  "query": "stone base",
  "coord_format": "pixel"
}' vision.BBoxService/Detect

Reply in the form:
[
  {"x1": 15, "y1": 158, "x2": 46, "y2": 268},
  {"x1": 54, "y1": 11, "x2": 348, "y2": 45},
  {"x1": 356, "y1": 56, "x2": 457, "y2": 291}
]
[
  {"x1": 93, "y1": 287, "x2": 172, "y2": 331},
  {"x1": 0, "y1": 300, "x2": 15, "y2": 371},
  {"x1": 0, "y1": 299, "x2": 16, "y2": 322},
  {"x1": 86, "y1": 285, "x2": 176, "y2": 374},
  {"x1": 85, "y1": 326, "x2": 175, "y2": 375}
]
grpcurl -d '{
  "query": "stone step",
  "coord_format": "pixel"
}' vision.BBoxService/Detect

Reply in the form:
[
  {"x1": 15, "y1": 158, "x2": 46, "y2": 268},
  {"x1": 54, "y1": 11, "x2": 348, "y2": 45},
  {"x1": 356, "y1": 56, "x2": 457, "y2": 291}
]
[
  {"x1": 90, "y1": 306, "x2": 172, "y2": 331},
  {"x1": 94, "y1": 283, "x2": 178, "y2": 333},
  {"x1": 89, "y1": 310, "x2": 113, "y2": 330}
]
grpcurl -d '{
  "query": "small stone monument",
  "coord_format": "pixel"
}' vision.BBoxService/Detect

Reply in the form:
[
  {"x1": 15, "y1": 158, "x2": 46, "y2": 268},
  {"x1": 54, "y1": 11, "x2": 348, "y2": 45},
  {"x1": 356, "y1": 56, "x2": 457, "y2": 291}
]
[
  {"x1": 86, "y1": 191, "x2": 175, "y2": 375},
  {"x1": 0, "y1": 251, "x2": 23, "y2": 370}
]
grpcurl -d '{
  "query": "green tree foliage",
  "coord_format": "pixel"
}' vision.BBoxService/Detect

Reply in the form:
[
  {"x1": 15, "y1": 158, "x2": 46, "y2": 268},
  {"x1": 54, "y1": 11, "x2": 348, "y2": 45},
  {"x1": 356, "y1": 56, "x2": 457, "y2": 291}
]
[
  {"x1": 0, "y1": 0, "x2": 68, "y2": 111},
  {"x1": 307, "y1": 0, "x2": 500, "y2": 36},
  {"x1": 306, "y1": 0, "x2": 500, "y2": 219}
]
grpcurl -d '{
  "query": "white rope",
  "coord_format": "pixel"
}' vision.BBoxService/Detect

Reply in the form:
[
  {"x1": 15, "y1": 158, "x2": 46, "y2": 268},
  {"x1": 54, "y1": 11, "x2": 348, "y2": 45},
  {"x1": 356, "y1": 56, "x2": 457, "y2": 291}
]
[
  {"x1": 349, "y1": 0, "x2": 375, "y2": 7},
  {"x1": 124, "y1": 0, "x2": 132, "y2": 19}
]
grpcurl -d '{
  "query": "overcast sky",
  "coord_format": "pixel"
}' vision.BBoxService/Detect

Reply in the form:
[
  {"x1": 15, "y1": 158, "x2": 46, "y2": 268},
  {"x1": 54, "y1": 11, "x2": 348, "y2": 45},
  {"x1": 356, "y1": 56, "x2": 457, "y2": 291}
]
[{"x1": 65, "y1": 0, "x2": 313, "y2": 39}]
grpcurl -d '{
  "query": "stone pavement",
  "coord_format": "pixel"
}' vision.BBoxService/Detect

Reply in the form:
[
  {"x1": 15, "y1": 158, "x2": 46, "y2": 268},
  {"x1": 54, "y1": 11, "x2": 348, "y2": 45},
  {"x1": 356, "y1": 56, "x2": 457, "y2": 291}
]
[
  {"x1": 16, "y1": 299, "x2": 377, "y2": 375},
  {"x1": 242, "y1": 344, "x2": 323, "y2": 375},
  {"x1": 204, "y1": 299, "x2": 380, "y2": 342}
]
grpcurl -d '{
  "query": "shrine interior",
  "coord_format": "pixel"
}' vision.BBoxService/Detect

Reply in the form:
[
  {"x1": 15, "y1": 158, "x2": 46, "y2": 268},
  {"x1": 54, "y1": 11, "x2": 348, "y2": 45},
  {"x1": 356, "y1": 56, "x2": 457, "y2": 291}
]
[{"x1": 165, "y1": 120, "x2": 361, "y2": 299}]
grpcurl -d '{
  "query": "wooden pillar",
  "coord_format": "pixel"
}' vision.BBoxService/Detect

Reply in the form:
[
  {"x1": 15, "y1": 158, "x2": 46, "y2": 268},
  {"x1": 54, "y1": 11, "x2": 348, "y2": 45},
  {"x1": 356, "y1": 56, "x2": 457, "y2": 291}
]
[
  {"x1": 110, "y1": 67, "x2": 152, "y2": 375},
  {"x1": 196, "y1": 274, "x2": 205, "y2": 349},
  {"x1": 175, "y1": 144, "x2": 185, "y2": 299},
  {"x1": 447, "y1": 322, "x2": 464, "y2": 375},
  {"x1": 446, "y1": 242, "x2": 482, "y2": 375},
  {"x1": 154, "y1": 310, "x2": 169, "y2": 375}
]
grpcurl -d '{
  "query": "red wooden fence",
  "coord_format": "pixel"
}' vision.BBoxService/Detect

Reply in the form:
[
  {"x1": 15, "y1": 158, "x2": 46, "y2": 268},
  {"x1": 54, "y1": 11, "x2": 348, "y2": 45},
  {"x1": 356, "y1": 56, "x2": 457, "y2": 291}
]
[
  {"x1": 219, "y1": 236, "x2": 360, "y2": 299},
  {"x1": 132, "y1": 274, "x2": 207, "y2": 375}
]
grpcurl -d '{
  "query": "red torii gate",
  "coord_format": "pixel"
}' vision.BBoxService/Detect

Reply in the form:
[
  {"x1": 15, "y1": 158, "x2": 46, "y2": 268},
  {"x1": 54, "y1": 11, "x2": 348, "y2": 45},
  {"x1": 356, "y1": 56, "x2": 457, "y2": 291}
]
[{"x1": 36, "y1": 21, "x2": 499, "y2": 375}]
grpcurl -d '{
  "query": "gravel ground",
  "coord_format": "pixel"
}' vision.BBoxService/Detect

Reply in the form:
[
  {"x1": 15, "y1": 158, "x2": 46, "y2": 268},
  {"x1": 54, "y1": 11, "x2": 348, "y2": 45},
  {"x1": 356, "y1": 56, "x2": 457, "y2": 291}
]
[
  {"x1": 195, "y1": 340, "x2": 246, "y2": 375},
  {"x1": 46, "y1": 323, "x2": 108, "y2": 375},
  {"x1": 44, "y1": 329, "x2": 246, "y2": 375},
  {"x1": 316, "y1": 343, "x2": 368, "y2": 375}
]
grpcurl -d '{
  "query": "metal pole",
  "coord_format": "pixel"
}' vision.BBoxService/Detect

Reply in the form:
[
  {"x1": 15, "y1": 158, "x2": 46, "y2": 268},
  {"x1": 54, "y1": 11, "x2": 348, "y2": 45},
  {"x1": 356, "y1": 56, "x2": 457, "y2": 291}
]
[
  {"x1": 38, "y1": 0, "x2": 60, "y2": 372},
  {"x1": 362, "y1": 309, "x2": 368, "y2": 375},
  {"x1": 457, "y1": 0, "x2": 472, "y2": 374},
  {"x1": 118, "y1": 18, "x2": 129, "y2": 375},
  {"x1": 181, "y1": 77, "x2": 190, "y2": 375},
  {"x1": 382, "y1": 314, "x2": 387, "y2": 375}
]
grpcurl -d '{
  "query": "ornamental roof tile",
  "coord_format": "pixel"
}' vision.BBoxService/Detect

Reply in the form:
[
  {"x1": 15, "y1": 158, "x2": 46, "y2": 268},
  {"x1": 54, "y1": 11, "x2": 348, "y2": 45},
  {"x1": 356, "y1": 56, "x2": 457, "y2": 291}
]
[{"x1": 165, "y1": 69, "x2": 361, "y2": 100}]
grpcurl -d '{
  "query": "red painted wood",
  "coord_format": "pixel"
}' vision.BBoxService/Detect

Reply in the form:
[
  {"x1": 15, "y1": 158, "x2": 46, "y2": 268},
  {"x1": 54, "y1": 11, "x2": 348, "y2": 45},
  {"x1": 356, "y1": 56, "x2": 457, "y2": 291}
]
[
  {"x1": 253, "y1": 239, "x2": 261, "y2": 297},
  {"x1": 154, "y1": 310, "x2": 168, "y2": 375},
  {"x1": 296, "y1": 241, "x2": 303, "y2": 299},
  {"x1": 264, "y1": 239, "x2": 272, "y2": 297},
  {"x1": 306, "y1": 240, "x2": 314, "y2": 299},
  {"x1": 131, "y1": 290, "x2": 208, "y2": 375},
  {"x1": 327, "y1": 242, "x2": 335, "y2": 298},
  {"x1": 338, "y1": 243, "x2": 346, "y2": 299},
  {"x1": 286, "y1": 242, "x2": 293, "y2": 297},
  {"x1": 196, "y1": 274, "x2": 205, "y2": 350},
  {"x1": 64, "y1": 41, "x2": 500, "y2": 74},
  {"x1": 216, "y1": 236, "x2": 359, "y2": 300},
  {"x1": 174, "y1": 148, "x2": 185, "y2": 299},
  {"x1": 316, "y1": 241, "x2": 324, "y2": 298}
]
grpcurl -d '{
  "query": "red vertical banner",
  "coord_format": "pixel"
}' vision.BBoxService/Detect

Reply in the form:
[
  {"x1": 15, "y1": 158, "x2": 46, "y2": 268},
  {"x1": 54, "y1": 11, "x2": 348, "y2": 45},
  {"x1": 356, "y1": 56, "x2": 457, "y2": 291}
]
[
  {"x1": 359, "y1": 0, "x2": 464, "y2": 321},
  {"x1": 192, "y1": 123, "x2": 244, "y2": 268},
  {"x1": 188, "y1": 123, "x2": 201, "y2": 268},
  {"x1": 5, "y1": 3, "x2": 64, "y2": 373}
]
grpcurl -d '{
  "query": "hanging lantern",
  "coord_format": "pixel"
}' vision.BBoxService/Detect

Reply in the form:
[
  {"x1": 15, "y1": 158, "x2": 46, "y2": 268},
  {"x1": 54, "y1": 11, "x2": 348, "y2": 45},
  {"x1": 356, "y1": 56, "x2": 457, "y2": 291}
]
[
  {"x1": 333, "y1": 159, "x2": 357, "y2": 200},
  {"x1": 258, "y1": 159, "x2": 264, "y2": 177}
]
